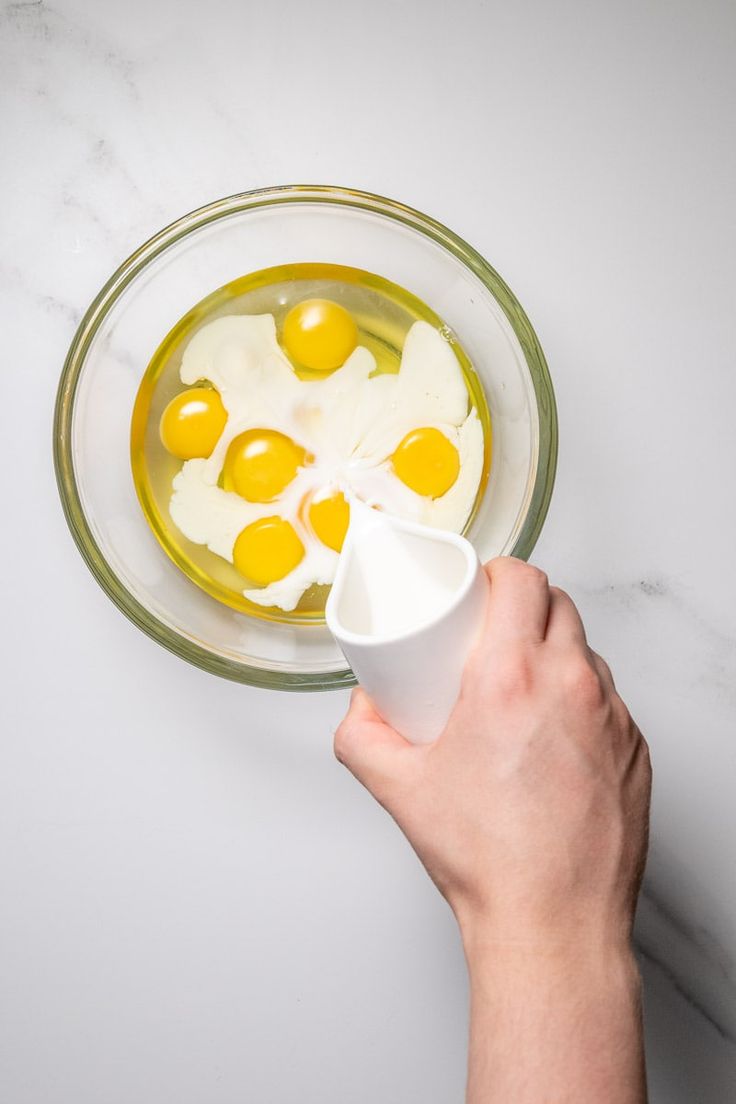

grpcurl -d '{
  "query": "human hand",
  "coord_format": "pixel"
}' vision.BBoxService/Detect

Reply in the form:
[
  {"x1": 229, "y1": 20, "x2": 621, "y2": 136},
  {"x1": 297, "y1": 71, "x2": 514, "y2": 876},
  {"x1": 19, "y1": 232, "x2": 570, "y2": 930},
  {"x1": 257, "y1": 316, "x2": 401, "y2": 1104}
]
[
  {"x1": 334, "y1": 556, "x2": 650, "y2": 947},
  {"x1": 334, "y1": 557, "x2": 651, "y2": 1102}
]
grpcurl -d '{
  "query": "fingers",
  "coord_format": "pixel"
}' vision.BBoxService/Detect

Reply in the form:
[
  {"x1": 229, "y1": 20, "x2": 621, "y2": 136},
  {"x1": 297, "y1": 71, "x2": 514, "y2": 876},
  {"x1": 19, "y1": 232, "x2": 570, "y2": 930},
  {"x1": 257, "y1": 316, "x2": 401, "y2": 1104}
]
[
  {"x1": 481, "y1": 557, "x2": 551, "y2": 647},
  {"x1": 545, "y1": 587, "x2": 587, "y2": 647},
  {"x1": 334, "y1": 687, "x2": 418, "y2": 797},
  {"x1": 535, "y1": 586, "x2": 617, "y2": 691}
]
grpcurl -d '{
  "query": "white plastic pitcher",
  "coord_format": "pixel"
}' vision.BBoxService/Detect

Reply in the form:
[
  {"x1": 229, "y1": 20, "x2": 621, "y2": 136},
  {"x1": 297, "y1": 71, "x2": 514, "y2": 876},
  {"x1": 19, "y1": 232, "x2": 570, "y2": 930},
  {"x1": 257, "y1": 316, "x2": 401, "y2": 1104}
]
[{"x1": 325, "y1": 501, "x2": 489, "y2": 744}]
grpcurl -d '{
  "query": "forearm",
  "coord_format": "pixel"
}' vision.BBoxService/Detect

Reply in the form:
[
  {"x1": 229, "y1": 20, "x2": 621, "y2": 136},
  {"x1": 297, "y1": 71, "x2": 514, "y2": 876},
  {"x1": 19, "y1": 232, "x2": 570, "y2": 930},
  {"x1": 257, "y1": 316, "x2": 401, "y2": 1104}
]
[{"x1": 462, "y1": 928, "x2": 647, "y2": 1104}]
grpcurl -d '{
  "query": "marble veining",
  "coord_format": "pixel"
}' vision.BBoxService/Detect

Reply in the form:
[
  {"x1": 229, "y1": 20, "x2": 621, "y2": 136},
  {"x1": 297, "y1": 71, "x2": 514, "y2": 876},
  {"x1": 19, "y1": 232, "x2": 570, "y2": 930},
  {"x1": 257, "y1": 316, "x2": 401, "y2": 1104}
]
[{"x1": 4, "y1": 1, "x2": 736, "y2": 1100}]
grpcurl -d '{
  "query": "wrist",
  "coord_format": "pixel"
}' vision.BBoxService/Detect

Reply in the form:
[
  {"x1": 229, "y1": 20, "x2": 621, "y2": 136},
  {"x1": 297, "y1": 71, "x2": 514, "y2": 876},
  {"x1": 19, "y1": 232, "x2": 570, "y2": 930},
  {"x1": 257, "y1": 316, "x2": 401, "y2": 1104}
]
[{"x1": 458, "y1": 911, "x2": 639, "y2": 990}]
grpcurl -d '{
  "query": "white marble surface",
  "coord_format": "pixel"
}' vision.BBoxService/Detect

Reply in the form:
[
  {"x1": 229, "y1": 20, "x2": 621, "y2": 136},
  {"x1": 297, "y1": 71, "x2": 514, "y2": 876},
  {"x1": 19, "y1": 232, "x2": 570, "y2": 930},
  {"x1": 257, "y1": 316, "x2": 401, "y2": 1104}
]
[{"x1": 2, "y1": 0, "x2": 736, "y2": 1099}]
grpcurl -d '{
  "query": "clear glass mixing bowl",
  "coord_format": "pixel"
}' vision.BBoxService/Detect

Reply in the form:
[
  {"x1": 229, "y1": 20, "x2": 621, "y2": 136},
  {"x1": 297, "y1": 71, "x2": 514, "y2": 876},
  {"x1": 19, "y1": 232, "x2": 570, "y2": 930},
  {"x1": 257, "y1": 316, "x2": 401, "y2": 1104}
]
[{"x1": 53, "y1": 186, "x2": 557, "y2": 690}]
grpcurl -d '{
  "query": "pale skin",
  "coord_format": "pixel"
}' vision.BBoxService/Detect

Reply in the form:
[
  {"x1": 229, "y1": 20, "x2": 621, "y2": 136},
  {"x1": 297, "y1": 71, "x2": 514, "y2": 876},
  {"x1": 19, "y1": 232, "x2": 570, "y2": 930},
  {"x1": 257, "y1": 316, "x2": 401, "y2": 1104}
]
[{"x1": 334, "y1": 557, "x2": 651, "y2": 1104}]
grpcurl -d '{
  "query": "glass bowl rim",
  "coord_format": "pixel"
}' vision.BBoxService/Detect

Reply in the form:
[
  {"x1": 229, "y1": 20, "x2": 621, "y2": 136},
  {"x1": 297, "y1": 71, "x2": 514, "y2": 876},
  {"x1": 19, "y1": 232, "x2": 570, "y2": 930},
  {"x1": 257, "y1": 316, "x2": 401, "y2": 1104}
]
[{"x1": 53, "y1": 184, "x2": 558, "y2": 691}]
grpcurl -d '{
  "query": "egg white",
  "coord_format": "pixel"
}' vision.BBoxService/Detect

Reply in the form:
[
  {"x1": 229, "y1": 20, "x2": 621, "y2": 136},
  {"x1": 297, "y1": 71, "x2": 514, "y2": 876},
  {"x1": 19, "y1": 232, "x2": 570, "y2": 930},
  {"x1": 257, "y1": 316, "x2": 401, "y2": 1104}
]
[{"x1": 168, "y1": 314, "x2": 485, "y2": 611}]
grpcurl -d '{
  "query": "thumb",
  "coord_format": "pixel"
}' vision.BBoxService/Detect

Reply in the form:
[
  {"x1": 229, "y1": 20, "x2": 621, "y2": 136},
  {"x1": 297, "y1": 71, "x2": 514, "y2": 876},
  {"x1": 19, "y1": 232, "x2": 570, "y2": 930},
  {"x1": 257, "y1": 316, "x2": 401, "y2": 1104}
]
[{"x1": 334, "y1": 687, "x2": 418, "y2": 799}]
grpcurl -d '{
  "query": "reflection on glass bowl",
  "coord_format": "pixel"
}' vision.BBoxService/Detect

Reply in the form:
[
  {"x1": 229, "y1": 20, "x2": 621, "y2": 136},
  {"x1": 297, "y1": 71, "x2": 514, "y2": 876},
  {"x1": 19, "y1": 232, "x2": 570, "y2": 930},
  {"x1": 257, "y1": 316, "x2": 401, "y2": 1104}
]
[{"x1": 53, "y1": 185, "x2": 557, "y2": 690}]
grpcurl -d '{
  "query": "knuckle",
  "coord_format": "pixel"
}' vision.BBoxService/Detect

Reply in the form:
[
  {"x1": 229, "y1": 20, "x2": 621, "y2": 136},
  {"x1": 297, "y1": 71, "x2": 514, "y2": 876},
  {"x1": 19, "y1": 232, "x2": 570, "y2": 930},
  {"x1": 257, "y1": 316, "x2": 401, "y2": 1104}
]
[
  {"x1": 638, "y1": 733, "x2": 653, "y2": 775},
  {"x1": 524, "y1": 563, "x2": 549, "y2": 587},
  {"x1": 333, "y1": 718, "x2": 354, "y2": 765},
  {"x1": 487, "y1": 555, "x2": 542, "y2": 578},
  {"x1": 610, "y1": 693, "x2": 631, "y2": 728},
  {"x1": 590, "y1": 647, "x2": 613, "y2": 676},
  {"x1": 599, "y1": 657, "x2": 614, "y2": 683},
  {"x1": 490, "y1": 649, "x2": 536, "y2": 701},
  {"x1": 484, "y1": 555, "x2": 506, "y2": 571},
  {"x1": 563, "y1": 656, "x2": 603, "y2": 706},
  {"x1": 549, "y1": 585, "x2": 571, "y2": 602}
]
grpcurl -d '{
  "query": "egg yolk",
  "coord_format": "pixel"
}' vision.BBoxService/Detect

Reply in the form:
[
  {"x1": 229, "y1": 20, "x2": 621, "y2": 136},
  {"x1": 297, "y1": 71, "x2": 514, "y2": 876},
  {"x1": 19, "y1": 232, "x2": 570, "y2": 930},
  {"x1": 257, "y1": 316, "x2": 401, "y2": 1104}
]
[
  {"x1": 392, "y1": 427, "x2": 460, "y2": 498},
  {"x1": 308, "y1": 490, "x2": 350, "y2": 552},
  {"x1": 232, "y1": 517, "x2": 305, "y2": 586},
  {"x1": 159, "y1": 388, "x2": 227, "y2": 460},
  {"x1": 282, "y1": 299, "x2": 358, "y2": 372},
  {"x1": 223, "y1": 429, "x2": 306, "y2": 502}
]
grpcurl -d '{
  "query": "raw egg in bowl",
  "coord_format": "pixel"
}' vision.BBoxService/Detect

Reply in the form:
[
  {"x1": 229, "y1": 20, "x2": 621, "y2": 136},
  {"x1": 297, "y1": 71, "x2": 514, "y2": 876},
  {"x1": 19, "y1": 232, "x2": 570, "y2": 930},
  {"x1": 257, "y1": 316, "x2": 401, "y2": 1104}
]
[{"x1": 54, "y1": 186, "x2": 557, "y2": 690}]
